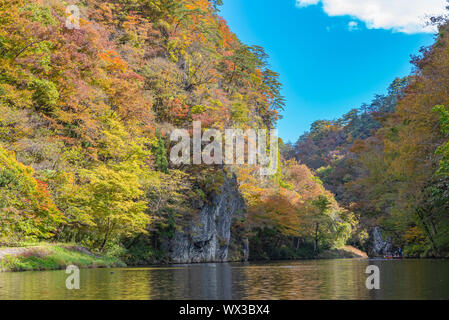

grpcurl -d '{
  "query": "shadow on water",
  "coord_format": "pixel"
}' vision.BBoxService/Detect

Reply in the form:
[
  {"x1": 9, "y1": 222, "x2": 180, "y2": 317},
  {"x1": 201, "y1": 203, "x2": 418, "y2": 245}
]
[{"x1": 0, "y1": 259, "x2": 448, "y2": 300}]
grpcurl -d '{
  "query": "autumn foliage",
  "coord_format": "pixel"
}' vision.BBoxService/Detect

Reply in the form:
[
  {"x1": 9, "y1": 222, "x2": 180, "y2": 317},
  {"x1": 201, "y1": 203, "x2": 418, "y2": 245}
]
[{"x1": 0, "y1": 0, "x2": 351, "y2": 259}]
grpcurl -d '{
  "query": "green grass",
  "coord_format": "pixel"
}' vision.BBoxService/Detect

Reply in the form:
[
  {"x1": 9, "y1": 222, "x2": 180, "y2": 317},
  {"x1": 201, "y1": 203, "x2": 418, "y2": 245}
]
[{"x1": 0, "y1": 245, "x2": 126, "y2": 272}]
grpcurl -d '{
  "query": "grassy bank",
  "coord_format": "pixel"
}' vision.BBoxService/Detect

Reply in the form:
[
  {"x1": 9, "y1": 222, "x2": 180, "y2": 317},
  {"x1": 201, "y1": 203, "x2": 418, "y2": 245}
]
[{"x1": 0, "y1": 244, "x2": 125, "y2": 272}]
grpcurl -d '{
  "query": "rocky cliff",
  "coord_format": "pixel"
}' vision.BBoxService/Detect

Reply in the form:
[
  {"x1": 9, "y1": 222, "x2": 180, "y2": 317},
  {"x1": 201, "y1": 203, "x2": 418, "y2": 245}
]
[
  {"x1": 168, "y1": 174, "x2": 249, "y2": 263},
  {"x1": 367, "y1": 226, "x2": 392, "y2": 257}
]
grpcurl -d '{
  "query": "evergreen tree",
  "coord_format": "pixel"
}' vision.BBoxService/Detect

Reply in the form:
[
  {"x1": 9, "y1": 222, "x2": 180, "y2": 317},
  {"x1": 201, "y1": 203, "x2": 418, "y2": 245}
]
[{"x1": 154, "y1": 130, "x2": 169, "y2": 174}]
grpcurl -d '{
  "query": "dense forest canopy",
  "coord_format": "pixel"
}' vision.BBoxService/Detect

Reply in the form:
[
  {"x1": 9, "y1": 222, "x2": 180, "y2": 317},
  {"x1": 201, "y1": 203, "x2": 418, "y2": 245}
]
[
  {"x1": 1, "y1": 0, "x2": 448, "y2": 261},
  {"x1": 0, "y1": 0, "x2": 354, "y2": 262},
  {"x1": 285, "y1": 17, "x2": 449, "y2": 257}
]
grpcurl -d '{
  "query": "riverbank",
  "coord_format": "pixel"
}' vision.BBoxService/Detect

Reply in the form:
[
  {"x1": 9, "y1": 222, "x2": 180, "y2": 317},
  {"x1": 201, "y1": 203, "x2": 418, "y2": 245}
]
[
  {"x1": 318, "y1": 246, "x2": 369, "y2": 259},
  {"x1": 0, "y1": 244, "x2": 368, "y2": 272},
  {"x1": 0, "y1": 244, "x2": 125, "y2": 272}
]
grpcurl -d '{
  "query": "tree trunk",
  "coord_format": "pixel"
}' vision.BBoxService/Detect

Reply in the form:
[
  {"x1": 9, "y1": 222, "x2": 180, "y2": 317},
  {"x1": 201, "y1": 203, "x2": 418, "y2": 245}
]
[
  {"x1": 314, "y1": 223, "x2": 319, "y2": 253},
  {"x1": 430, "y1": 219, "x2": 438, "y2": 237},
  {"x1": 100, "y1": 220, "x2": 112, "y2": 252},
  {"x1": 100, "y1": 231, "x2": 109, "y2": 252}
]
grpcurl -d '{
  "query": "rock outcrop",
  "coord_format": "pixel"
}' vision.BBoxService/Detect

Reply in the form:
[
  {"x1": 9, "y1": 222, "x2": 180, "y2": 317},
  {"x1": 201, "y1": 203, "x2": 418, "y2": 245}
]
[
  {"x1": 168, "y1": 174, "x2": 249, "y2": 263},
  {"x1": 367, "y1": 226, "x2": 392, "y2": 257}
]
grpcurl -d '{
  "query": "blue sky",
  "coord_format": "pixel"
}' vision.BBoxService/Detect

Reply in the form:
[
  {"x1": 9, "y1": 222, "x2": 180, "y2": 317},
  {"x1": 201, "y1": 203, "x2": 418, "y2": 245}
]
[{"x1": 219, "y1": 0, "x2": 439, "y2": 142}]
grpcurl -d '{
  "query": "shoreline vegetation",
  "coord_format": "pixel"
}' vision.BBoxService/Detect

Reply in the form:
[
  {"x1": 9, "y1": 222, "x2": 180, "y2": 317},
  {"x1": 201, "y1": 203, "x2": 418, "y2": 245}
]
[
  {"x1": 1, "y1": 0, "x2": 449, "y2": 272},
  {"x1": 0, "y1": 244, "x2": 368, "y2": 273},
  {"x1": 0, "y1": 0, "x2": 362, "y2": 274},
  {"x1": 0, "y1": 244, "x2": 125, "y2": 272}
]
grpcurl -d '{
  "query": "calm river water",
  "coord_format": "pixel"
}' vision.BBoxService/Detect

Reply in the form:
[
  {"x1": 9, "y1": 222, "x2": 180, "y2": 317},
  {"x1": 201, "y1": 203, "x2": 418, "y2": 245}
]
[{"x1": 0, "y1": 259, "x2": 448, "y2": 300}]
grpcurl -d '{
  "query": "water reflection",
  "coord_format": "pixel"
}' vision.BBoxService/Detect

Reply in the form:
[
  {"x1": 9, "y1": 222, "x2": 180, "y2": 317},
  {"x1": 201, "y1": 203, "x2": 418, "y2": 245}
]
[{"x1": 0, "y1": 259, "x2": 448, "y2": 300}]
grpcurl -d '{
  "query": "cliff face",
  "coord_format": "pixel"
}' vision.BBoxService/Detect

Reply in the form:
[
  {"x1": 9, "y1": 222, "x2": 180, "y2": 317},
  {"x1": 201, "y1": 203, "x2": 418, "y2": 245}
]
[
  {"x1": 367, "y1": 227, "x2": 392, "y2": 257},
  {"x1": 168, "y1": 174, "x2": 249, "y2": 264}
]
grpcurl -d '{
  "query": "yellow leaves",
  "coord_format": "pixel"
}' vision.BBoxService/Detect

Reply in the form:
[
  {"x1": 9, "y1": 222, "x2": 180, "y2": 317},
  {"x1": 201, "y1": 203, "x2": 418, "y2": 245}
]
[
  {"x1": 403, "y1": 226, "x2": 426, "y2": 245},
  {"x1": 0, "y1": 143, "x2": 63, "y2": 241},
  {"x1": 0, "y1": 83, "x2": 32, "y2": 109},
  {"x1": 0, "y1": 0, "x2": 290, "y2": 247},
  {"x1": 0, "y1": 84, "x2": 35, "y2": 143},
  {"x1": 185, "y1": 0, "x2": 212, "y2": 16},
  {"x1": 0, "y1": 144, "x2": 31, "y2": 177},
  {"x1": 230, "y1": 101, "x2": 249, "y2": 125},
  {"x1": 79, "y1": 17, "x2": 89, "y2": 28},
  {"x1": 250, "y1": 72, "x2": 262, "y2": 86},
  {"x1": 191, "y1": 104, "x2": 206, "y2": 114},
  {"x1": 96, "y1": 112, "x2": 152, "y2": 167},
  {"x1": 78, "y1": 163, "x2": 150, "y2": 239}
]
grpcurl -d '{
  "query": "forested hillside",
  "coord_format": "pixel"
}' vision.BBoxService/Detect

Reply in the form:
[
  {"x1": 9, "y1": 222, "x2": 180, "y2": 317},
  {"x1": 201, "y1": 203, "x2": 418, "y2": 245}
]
[
  {"x1": 0, "y1": 0, "x2": 353, "y2": 264},
  {"x1": 287, "y1": 19, "x2": 449, "y2": 258}
]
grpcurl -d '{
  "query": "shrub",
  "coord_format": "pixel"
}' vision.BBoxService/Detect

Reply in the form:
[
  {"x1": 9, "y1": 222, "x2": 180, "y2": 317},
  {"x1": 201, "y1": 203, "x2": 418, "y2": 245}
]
[{"x1": 29, "y1": 79, "x2": 59, "y2": 115}]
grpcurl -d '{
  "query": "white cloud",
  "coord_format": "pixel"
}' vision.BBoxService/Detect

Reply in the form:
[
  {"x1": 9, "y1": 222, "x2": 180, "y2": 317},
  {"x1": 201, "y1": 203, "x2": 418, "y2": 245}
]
[
  {"x1": 295, "y1": 0, "x2": 320, "y2": 7},
  {"x1": 348, "y1": 21, "x2": 359, "y2": 31},
  {"x1": 295, "y1": 0, "x2": 448, "y2": 33}
]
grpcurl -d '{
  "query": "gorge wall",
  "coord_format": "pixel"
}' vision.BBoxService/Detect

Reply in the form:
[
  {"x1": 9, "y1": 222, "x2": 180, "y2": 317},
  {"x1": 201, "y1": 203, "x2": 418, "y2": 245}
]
[
  {"x1": 167, "y1": 174, "x2": 249, "y2": 264},
  {"x1": 367, "y1": 227, "x2": 393, "y2": 257}
]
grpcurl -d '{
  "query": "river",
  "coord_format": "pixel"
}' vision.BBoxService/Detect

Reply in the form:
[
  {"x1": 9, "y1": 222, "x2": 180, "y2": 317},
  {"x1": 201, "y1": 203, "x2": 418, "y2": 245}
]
[{"x1": 0, "y1": 259, "x2": 448, "y2": 300}]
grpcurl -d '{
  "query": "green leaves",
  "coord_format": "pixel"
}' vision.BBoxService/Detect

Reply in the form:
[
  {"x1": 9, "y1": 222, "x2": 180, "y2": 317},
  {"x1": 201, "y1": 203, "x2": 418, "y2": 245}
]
[
  {"x1": 29, "y1": 79, "x2": 59, "y2": 115},
  {"x1": 434, "y1": 105, "x2": 449, "y2": 176},
  {"x1": 434, "y1": 105, "x2": 449, "y2": 134},
  {"x1": 20, "y1": 3, "x2": 58, "y2": 26},
  {"x1": 154, "y1": 130, "x2": 169, "y2": 174}
]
